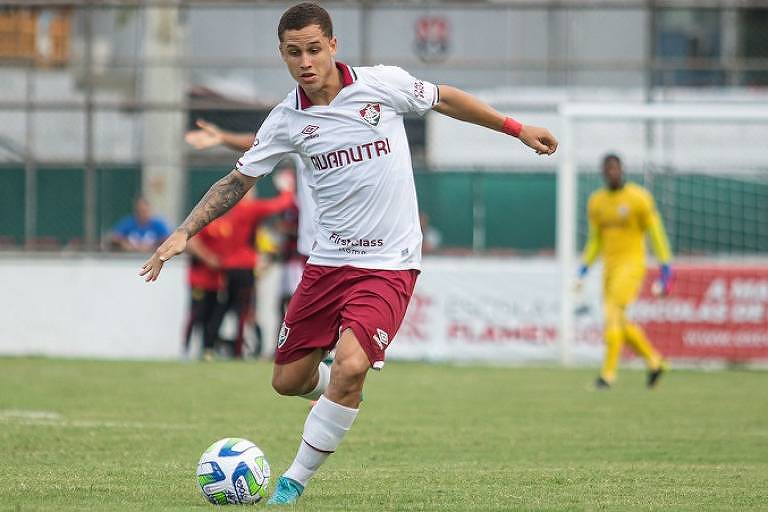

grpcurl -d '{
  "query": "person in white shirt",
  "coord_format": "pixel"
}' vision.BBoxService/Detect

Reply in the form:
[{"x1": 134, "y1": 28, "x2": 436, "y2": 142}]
[
  {"x1": 141, "y1": 2, "x2": 557, "y2": 505},
  {"x1": 186, "y1": 123, "x2": 316, "y2": 332},
  {"x1": 185, "y1": 124, "x2": 317, "y2": 263}
]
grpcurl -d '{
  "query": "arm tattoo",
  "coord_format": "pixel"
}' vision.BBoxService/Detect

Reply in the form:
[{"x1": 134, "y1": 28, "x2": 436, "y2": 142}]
[{"x1": 178, "y1": 170, "x2": 248, "y2": 238}]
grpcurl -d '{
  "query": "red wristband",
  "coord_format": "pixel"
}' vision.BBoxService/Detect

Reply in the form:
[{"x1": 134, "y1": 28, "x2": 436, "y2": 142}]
[{"x1": 502, "y1": 117, "x2": 523, "y2": 138}]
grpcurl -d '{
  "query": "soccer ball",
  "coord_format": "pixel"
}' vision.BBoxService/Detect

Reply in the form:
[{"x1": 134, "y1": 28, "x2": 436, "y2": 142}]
[{"x1": 196, "y1": 437, "x2": 271, "y2": 505}]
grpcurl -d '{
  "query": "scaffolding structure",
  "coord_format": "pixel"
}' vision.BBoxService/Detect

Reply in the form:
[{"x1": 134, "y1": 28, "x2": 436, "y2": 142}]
[{"x1": 1, "y1": 0, "x2": 767, "y2": 250}]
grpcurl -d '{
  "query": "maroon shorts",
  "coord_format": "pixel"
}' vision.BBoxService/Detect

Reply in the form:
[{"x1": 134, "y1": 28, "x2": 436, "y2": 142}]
[{"x1": 275, "y1": 264, "x2": 419, "y2": 369}]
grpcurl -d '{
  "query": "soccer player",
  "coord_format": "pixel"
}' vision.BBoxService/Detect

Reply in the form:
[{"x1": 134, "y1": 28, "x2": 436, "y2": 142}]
[
  {"x1": 186, "y1": 123, "x2": 317, "y2": 317},
  {"x1": 203, "y1": 177, "x2": 295, "y2": 359},
  {"x1": 183, "y1": 227, "x2": 222, "y2": 360},
  {"x1": 141, "y1": 3, "x2": 557, "y2": 504},
  {"x1": 576, "y1": 154, "x2": 672, "y2": 390}
]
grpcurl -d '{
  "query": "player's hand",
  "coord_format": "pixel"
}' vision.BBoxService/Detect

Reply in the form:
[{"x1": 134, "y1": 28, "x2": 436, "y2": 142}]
[
  {"x1": 139, "y1": 229, "x2": 188, "y2": 282},
  {"x1": 273, "y1": 169, "x2": 296, "y2": 193},
  {"x1": 572, "y1": 264, "x2": 589, "y2": 294},
  {"x1": 573, "y1": 267, "x2": 590, "y2": 315},
  {"x1": 184, "y1": 119, "x2": 224, "y2": 150},
  {"x1": 651, "y1": 264, "x2": 672, "y2": 297},
  {"x1": 519, "y1": 125, "x2": 558, "y2": 155}
]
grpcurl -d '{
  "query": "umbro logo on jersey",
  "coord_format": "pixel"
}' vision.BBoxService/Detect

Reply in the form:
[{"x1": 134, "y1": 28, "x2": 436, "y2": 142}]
[
  {"x1": 360, "y1": 103, "x2": 381, "y2": 126},
  {"x1": 301, "y1": 125, "x2": 319, "y2": 136},
  {"x1": 373, "y1": 328, "x2": 389, "y2": 350}
]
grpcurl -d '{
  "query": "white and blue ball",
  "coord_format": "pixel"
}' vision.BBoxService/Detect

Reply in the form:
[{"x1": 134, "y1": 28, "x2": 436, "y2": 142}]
[{"x1": 196, "y1": 437, "x2": 270, "y2": 505}]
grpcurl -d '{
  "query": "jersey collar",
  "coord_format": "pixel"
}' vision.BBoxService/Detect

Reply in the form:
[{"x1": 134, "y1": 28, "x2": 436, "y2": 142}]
[{"x1": 296, "y1": 61, "x2": 356, "y2": 110}]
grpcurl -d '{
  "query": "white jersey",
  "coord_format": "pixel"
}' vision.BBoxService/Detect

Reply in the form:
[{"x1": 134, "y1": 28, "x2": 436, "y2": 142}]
[{"x1": 236, "y1": 62, "x2": 438, "y2": 270}]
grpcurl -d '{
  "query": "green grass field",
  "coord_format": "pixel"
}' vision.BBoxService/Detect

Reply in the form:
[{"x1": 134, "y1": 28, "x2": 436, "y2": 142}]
[{"x1": 1, "y1": 358, "x2": 766, "y2": 511}]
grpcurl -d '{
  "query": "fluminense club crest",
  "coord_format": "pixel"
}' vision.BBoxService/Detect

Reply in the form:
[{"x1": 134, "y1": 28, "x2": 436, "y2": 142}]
[
  {"x1": 414, "y1": 16, "x2": 450, "y2": 63},
  {"x1": 277, "y1": 322, "x2": 290, "y2": 348},
  {"x1": 360, "y1": 103, "x2": 381, "y2": 126}
]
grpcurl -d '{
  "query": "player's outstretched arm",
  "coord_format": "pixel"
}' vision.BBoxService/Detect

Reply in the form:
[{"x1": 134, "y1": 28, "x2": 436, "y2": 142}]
[
  {"x1": 574, "y1": 218, "x2": 601, "y2": 292},
  {"x1": 139, "y1": 169, "x2": 260, "y2": 282},
  {"x1": 433, "y1": 85, "x2": 558, "y2": 155},
  {"x1": 184, "y1": 119, "x2": 255, "y2": 152},
  {"x1": 647, "y1": 212, "x2": 673, "y2": 296}
]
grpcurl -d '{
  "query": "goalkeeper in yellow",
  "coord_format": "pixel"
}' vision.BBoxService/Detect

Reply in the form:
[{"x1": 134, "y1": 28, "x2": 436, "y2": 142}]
[{"x1": 577, "y1": 154, "x2": 672, "y2": 390}]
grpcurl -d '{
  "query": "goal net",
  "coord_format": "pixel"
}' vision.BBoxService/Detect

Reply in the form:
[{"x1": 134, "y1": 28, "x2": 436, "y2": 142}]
[{"x1": 558, "y1": 103, "x2": 768, "y2": 366}]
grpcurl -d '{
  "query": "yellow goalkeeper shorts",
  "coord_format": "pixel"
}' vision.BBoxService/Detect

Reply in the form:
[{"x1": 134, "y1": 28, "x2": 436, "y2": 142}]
[{"x1": 603, "y1": 264, "x2": 646, "y2": 308}]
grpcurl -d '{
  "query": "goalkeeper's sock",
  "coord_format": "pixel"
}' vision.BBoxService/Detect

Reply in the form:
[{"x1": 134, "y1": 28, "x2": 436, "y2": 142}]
[
  {"x1": 283, "y1": 395, "x2": 358, "y2": 487},
  {"x1": 600, "y1": 326, "x2": 624, "y2": 383},
  {"x1": 624, "y1": 322, "x2": 661, "y2": 370},
  {"x1": 300, "y1": 362, "x2": 331, "y2": 401}
]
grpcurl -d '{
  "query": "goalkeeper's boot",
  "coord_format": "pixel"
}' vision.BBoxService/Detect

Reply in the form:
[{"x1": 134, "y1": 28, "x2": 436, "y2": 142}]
[
  {"x1": 647, "y1": 361, "x2": 668, "y2": 389},
  {"x1": 594, "y1": 376, "x2": 611, "y2": 390},
  {"x1": 267, "y1": 476, "x2": 304, "y2": 505}
]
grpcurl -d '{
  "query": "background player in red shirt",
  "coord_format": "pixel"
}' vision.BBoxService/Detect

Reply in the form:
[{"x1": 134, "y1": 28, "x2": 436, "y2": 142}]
[
  {"x1": 186, "y1": 118, "x2": 312, "y2": 322},
  {"x1": 202, "y1": 171, "x2": 295, "y2": 359},
  {"x1": 184, "y1": 173, "x2": 294, "y2": 360},
  {"x1": 183, "y1": 224, "x2": 223, "y2": 361}
]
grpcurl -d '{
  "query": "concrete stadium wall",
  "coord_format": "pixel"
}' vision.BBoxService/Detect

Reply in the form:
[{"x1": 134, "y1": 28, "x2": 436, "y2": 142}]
[
  {"x1": 0, "y1": 254, "x2": 281, "y2": 360},
  {"x1": 2, "y1": 255, "x2": 766, "y2": 363},
  {"x1": 0, "y1": 254, "x2": 189, "y2": 359}
]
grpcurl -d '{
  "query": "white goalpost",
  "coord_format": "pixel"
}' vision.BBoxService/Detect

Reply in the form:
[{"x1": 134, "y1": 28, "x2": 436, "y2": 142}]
[{"x1": 557, "y1": 102, "x2": 768, "y2": 366}]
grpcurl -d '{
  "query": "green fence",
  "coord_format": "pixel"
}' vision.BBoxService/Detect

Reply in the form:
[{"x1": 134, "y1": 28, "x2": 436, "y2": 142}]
[
  {"x1": 1, "y1": 165, "x2": 766, "y2": 254},
  {"x1": 576, "y1": 173, "x2": 768, "y2": 254},
  {"x1": 186, "y1": 169, "x2": 556, "y2": 251},
  {"x1": 0, "y1": 167, "x2": 24, "y2": 245},
  {"x1": 0, "y1": 165, "x2": 141, "y2": 248}
]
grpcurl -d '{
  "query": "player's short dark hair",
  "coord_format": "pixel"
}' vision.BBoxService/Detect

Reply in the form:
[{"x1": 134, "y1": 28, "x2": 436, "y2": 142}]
[
  {"x1": 602, "y1": 153, "x2": 622, "y2": 167},
  {"x1": 278, "y1": 2, "x2": 333, "y2": 42}
]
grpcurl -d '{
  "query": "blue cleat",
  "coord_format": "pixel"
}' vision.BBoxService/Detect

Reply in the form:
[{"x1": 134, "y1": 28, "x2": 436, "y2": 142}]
[{"x1": 267, "y1": 476, "x2": 304, "y2": 505}]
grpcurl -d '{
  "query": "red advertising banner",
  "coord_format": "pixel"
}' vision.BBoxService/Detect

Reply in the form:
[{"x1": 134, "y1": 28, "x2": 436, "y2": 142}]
[
  {"x1": 392, "y1": 259, "x2": 768, "y2": 364},
  {"x1": 634, "y1": 265, "x2": 768, "y2": 361}
]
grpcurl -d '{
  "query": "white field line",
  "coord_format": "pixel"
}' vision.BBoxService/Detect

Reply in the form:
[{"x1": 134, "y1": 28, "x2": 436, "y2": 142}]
[
  {"x1": 0, "y1": 409, "x2": 193, "y2": 430},
  {"x1": 0, "y1": 409, "x2": 62, "y2": 420}
]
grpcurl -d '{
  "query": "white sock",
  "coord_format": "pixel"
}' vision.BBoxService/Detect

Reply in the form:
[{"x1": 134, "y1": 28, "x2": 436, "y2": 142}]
[
  {"x1": 300, "y1": 362, "x2": 330, "y2": 401},
  {"x1": 283, "y1": 395, "x2": 359, "y2": 487}
]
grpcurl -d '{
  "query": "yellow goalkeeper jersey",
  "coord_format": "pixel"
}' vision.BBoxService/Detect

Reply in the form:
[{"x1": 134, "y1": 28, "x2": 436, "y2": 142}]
[{"x1": 581, "y1": 182, "x2": 672, "y2": 270}]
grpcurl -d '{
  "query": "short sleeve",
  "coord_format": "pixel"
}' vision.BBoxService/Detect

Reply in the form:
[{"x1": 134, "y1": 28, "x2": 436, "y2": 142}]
[
  {"x1": 372, "y1": 65, "x2": 439, "y2": 116},
  {"x1": 235, "y1": 106, "x2": 295, "y2": 178}
]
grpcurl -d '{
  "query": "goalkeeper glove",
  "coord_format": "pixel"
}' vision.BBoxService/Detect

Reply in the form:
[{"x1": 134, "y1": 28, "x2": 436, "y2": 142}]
[
  {"x1": 652, "y1": 264, "x2": 672, "y2": 297},
  {"x1": 573, "y1": 264, "x2": 589, "y2": 294}
]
